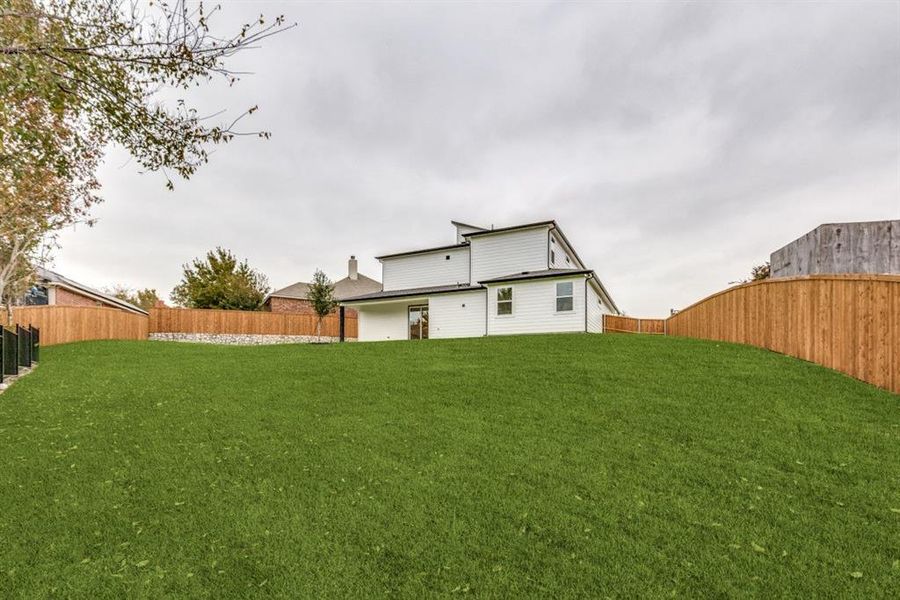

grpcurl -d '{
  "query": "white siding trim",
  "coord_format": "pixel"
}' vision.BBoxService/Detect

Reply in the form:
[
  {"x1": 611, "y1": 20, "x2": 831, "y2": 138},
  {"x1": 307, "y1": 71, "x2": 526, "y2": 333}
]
[
  {"x1": 486, "y1": 276, "x2": 586, "y2": 336},
  {"x1": 430, "y1": 290, "x2": 486, "y2": 338},
  {"x1": 586, "y1": 284, "x2": 603, "y2": 333},
  {"x1": 382, "y1": 246, "x2": 471, "y2": 291},
  {"x1": 471, "y1": 226, "x2": 551, "y2": 282},
  {"x1": 357, "y1": 302, "x2": 410, "y2": 341},
  {"x1": 549, "y1": 232, "x2": 577, "y2": 269}
]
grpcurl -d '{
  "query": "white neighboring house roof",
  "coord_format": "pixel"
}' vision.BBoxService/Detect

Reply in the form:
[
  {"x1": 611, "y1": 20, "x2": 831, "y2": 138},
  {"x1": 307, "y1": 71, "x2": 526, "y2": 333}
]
[{"x1": 35, "y1": 267, "x2": 149, "y2": 315}]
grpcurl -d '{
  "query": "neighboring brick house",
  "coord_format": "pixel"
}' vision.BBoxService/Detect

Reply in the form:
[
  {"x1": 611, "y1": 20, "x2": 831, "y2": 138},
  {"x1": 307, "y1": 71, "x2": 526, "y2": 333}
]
[
  {"x1": 264, "y1": 256, "x2": 381, "y2": 316},
  {"x1": 19, "y1": 267, "x2": 148, "y2": 315}
]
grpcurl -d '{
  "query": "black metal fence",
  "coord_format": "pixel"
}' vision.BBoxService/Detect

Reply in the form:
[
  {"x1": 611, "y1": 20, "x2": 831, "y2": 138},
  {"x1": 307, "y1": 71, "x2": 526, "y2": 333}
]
[{"x1": 1, "y1": 325, "x2": 39, "y2": 385}]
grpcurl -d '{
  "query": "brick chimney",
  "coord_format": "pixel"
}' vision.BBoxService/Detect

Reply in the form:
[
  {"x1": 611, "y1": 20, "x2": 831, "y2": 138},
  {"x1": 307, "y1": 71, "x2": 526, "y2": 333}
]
[{"x1": 348, "y1": 255, "x2": 358, "y2": 280}]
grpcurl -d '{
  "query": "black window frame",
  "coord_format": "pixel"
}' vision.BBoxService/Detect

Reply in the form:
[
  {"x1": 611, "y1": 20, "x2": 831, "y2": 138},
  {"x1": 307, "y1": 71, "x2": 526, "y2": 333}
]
[{"x1": 556, "y1": 281, "x2": 574, "y2": 312}]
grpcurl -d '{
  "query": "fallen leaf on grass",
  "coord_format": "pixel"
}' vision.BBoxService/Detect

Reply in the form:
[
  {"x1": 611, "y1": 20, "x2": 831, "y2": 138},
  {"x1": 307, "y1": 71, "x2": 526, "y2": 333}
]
[{"x1": 751, "y1": 543, "x2": 766, "y2": 553}]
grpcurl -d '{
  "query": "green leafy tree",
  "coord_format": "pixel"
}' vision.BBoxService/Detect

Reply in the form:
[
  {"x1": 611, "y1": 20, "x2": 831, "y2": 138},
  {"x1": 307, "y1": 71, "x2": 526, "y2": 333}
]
[
  {"x1": 1, "y1": 0, "x2": 292, "y2": 188},
  {"x1": 171, "y1": 248, "x2": 269, "y2": 310},
  {"x1": 306, "y1": 269, "x2": 337, "y2": 341},
  {"x1": 750, "y1": 262, "x2": 771, "y2": 281},
  {"x1": 732, "y1": 261, "x2": 772, "y2": 286},
  {"x1": 0, "y1": 1, "x2": 291, "y2": 311},
  {"x1": 106, "y1": 285, "x2": 161, "y2": 312}
]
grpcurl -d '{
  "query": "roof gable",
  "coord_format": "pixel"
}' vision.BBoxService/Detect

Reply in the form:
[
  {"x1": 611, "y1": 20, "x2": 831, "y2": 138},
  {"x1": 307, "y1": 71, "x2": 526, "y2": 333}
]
[
  {"x1": 268, "y1": 272, "x2": 382, "y2": 301},
  {"x1": 36, "y1": 267, "x2": 148, "y2": 315}
]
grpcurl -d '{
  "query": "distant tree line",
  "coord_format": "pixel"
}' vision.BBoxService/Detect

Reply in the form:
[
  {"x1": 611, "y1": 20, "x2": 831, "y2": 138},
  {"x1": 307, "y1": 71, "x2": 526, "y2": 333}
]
[{"x1": 105, "y1": 246, "x2": 337, "y2": 314}]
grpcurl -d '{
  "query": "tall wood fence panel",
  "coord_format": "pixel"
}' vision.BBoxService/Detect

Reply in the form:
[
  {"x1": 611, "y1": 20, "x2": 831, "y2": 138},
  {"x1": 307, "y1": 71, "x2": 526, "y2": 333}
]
[
  {"x1": 149, "y1": 307, "x2": 357, "y2": 339},
  {"x1": 666, "y1": 275, "x2": 899, "y2": 394},
  {"x1": 603, "y1": 315, "x2": 666, "y2": 334},
  {"x1": 10, "y1": 306, "x2": 149, "y2": 346}
]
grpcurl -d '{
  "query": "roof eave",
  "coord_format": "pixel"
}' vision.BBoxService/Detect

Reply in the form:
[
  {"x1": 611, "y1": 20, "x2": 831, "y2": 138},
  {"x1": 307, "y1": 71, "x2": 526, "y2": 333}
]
[
  {"x1": 375, "y1": 243, "x2": 470, "y2": 261},
  {"x1": 586, "y1": 272, "x2": 621, "y2": 315},
  {"x1": 461, "y1": 220, "x2": 555, "y2": 239},
  {"x1": 478, "y1": 269, "x2": 591, "y2": 285},
  {"x1": 342, "y1": 285, "x2": 483, "y2": 304},
  {"x1": 48, "y1": 281, "x2": 149, "y2": 315}
]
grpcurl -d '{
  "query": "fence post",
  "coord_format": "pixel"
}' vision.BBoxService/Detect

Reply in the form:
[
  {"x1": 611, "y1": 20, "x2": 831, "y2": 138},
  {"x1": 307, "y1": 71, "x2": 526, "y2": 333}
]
[
  {"x1": 17, "y1": 325, "x2": 31, "y2": 367},
  {"x1": 339, "y1": 306, "x2": 345, "y2": 342},
  {"x1": 30, "y1": 326, "x2": 40, "y2": 362},
  {"x1": 3, "y1": 328, "x2": 17, "y2": 377}
]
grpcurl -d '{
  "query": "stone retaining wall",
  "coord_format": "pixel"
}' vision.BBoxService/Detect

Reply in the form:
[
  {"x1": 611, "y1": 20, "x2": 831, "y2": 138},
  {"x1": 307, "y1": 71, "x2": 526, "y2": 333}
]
[{"x1": 149, "y1": 333, "x2": 348, "y2": 345}]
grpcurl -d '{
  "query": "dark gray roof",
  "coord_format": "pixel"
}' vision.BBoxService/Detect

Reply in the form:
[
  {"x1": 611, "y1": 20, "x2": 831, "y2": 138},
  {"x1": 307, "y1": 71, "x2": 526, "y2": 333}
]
[
  {"x1": 267, "y1": 272, "x2": 382, "y2": 302},
  {"x1": 477, "y1": 268, "x2": 591, "y2": 284},
  {"x1": 375, "y1": 243, "x2": 469, "y2": 261},
  {"x1": 342, "y1": 283, "x2": 483, "y2": 303},
  {"x1": 461, "y1": 220, "x2": 555, "y2": 238},
  {"x1": 450, "y1": 220, "x2": 488, "y2": 231},
  {"x1": 36, "y1": 267, "x2": 148, "y2": 315}
]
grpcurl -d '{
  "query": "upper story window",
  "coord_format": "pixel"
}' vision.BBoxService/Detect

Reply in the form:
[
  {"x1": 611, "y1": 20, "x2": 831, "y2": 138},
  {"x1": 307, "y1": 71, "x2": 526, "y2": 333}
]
[
  {"x1": 497, "y1": 287, "x2": 513, "y2": 315},
  {"x1": 550, "y1": 249, "x2": 556, "y2": 265},
  {"x1": 556, "y1": 281, "x2": 573, "y2": 312}
]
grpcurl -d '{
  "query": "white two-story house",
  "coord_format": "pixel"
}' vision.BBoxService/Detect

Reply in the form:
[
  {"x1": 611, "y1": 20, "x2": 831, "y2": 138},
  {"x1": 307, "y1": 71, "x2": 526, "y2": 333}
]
[{"x1": 342, "y1": 220, "x2": 620, "y2": 341}]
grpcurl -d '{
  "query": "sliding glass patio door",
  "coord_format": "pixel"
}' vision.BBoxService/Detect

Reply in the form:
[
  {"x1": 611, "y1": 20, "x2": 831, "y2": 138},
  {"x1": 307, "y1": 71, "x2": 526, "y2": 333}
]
[{"x1": 408, "y1": 305, "x2": 429, "y2": 340}]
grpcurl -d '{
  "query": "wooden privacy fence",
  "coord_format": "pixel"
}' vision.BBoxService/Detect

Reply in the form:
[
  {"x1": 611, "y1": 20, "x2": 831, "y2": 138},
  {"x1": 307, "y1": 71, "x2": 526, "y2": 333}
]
[
  {"x1": 666, "y1": 275, "x2": 899, "y2": 394},
  {"x1": 602, "y1": 314, "x2": 666, "y2": 334},
  {"x1": 149, "y1": 307, "x2": 358, "y2": 339},
  {"x1": 9, "y1": 306, "x2": 149, "y2": 346},
  {"x1": 6, "y1": 306, "x2": 359, "y2": 347}
]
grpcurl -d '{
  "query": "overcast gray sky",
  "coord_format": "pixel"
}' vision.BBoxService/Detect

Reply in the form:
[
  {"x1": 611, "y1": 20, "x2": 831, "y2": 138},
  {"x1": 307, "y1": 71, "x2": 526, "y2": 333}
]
[{"x1": 55, "y1": 1, "x2": 899, "y2": 317}]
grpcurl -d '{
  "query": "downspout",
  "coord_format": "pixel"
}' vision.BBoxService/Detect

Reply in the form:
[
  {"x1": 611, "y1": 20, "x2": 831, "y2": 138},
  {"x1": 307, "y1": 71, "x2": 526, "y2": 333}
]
[
  {"x1": 547, "y1": 228, "x2": 552, "y2": 268},
  {"x1": 484, "y1": 287, "x2": 489, "y2": 336},
  {"x1": 584, "y1": 275, "x2": 590, "y2": 333}
]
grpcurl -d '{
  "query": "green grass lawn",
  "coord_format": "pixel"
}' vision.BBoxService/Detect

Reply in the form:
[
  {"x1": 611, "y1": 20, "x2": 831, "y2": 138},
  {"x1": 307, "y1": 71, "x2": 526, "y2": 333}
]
[{"x1": 0, "y1": 335, "x2": 897, "y2": 598}]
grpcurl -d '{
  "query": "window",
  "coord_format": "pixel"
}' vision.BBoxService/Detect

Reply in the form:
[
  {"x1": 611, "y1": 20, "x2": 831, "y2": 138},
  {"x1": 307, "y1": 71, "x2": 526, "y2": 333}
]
[
  {"x1": 550, "y1": 249, "x2": 556, "y2": 265},
  {"x1": 556, "y1": 281, "x2": 573, "y2": 312},
  {"x1": 24, "y1": 285, "x2": 49, "y2": 306},
  {"x1": 408, "y1": 305, "x2": 429, "y2": 340},
  {"x1": 497, "y1": 287, "x2": 512, "y2": 315}
]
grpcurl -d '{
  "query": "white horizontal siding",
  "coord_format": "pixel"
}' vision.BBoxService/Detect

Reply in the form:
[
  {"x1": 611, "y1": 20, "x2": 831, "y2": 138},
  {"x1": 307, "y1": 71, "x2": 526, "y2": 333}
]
[
  {"x1": 455, "y1": 223, "x2": 485, "y2": 243},
  {"x1": 470, "y1": 227, "x2": 550, "y2": 282},
  {"x1": 430, "y1": 290, "x2": 486, "y2": 339},
  {"x1": 486, "y1": 276, "x2": 586, "y2": 336},
  {"x1": 549, "y1": 232, "x2": 577, "y2": 269},
  {"x1": 357, "y1": 302, "x2": 410, "y2": 341},
  {"x1": 381, "y1": 247, "x2": 470, "y2": 291},
  {"x1": 586, "y1": 285, "x2": 602, "y2": 333}
]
